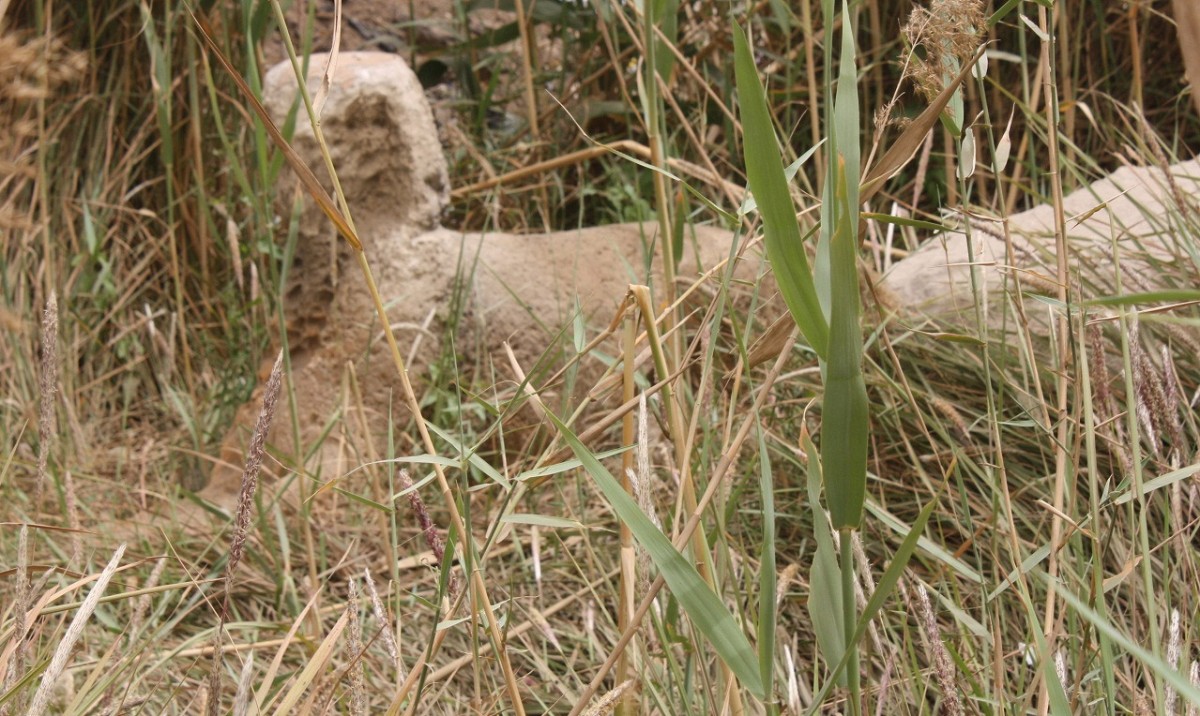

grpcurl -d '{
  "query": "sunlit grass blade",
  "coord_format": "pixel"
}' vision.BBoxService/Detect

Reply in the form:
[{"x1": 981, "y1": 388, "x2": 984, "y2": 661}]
[
  {"x1": 732, "y1": 23, "x2": 829, "y2": 359},
  {"x1": 546, "y1": 410, "x2": 766, "y2": 699}
]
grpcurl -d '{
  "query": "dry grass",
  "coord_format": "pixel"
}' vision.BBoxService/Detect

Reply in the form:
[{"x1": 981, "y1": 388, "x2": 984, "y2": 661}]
[{"x1": 3, "y1": 0, "x2": 1200, "y2": 713}]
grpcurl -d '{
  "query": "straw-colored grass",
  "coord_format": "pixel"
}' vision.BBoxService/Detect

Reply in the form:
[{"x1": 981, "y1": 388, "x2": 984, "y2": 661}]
[{"x1": 4, "y1": 0, "x2": 1200, "y2": 713}]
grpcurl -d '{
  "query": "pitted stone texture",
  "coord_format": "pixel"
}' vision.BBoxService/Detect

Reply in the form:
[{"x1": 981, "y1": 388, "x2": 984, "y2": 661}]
[
  {"x1": 204, "y1": 52, "x2": 762, "y2": 510},
  {"x1": 260, "y1": 53, "x2": 450, "y2": 362},
  {"x1": 262, "y1": 52, "x2": 448, "y2": 231}
]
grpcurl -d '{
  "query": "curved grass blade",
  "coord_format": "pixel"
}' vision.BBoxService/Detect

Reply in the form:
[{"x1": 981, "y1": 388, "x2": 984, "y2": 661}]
[
  {"x1": 546, "y1": 410, "x2": 766, "y2": 699},
  {"x1": 732, "y1": 24, "x2": 829, "y2": 359},
  {"x1": 805, "y1": 494, "x2": 940, "y2": 714}
]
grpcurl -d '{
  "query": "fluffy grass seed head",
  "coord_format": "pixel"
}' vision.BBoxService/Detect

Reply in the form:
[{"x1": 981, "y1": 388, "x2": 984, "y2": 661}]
[{"x1": 902, "y1": 0, "x2": 986, "y2": 102}]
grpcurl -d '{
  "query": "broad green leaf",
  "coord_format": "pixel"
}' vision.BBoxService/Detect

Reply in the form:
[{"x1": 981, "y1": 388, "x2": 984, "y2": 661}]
[
  {"x1": 739, "y1": 141, "x2": 825, "y2": 215},
  {"x1": 650, "y1": 0, "x2": 679, "y2": 83},
  {"x1": 732, "y1": 24, "x2": 829, "y2": 358},
  {"x1": 821, "y1": 162, "x2": 869, "y2": 530},
  {"x1": 815, "y1": 4, "x2": 862, "y2": 317},
  {"x1": 547, "y1": 411, "x2": 766, "y2": 698},
  {"x1": 820, "y1": 9, "x2": 868, "y2": 530}
]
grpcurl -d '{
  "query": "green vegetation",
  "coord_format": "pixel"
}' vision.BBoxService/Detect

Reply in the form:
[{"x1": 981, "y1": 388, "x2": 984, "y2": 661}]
[{"x1": 3, "y1": 0, "x2": 1200, "y2": 713}]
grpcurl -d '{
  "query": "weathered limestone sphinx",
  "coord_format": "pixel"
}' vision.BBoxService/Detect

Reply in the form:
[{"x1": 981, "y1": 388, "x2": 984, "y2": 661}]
[
  {"x1": 202, "y1": 53, "x2": 760, "y2": 508},
  {"x1": 203, "y1": 50, "x2": 1198, "y2": 510}
]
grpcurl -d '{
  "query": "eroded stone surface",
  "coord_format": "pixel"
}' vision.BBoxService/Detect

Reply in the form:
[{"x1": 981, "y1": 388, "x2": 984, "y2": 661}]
[
  {"x1": 879, "y1": 159, "x2": 1200, "y2": 323},
  {"x1": 204, "y1": 53, "x2": 762, "y2": 509}
]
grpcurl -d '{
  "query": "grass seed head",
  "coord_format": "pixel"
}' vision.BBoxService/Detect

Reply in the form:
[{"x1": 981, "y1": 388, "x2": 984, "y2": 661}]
[
  {"x1": 347, "y1": 578, "x2": 365, "y2": 716},
  {"x1": 363, "y1": 568, "x2": 399, "y2": 662},
  {"x1": 915, "y1": 583, "x2": 963, "y2": 716},
  {"x1": 35, "y1": 291, "x2": 58, "y2": 502},
  {"x1": 226, "y1": 351, "x2": 285, "y2": 582},
  {"x1": 902, "y1": 0, "x2": 985, "y2": 102}
]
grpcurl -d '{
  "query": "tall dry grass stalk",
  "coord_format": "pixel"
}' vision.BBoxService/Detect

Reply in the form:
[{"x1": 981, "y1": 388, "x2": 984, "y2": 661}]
[{"x1": 26, "y1": 544, "x2": 126, "y2": 716}]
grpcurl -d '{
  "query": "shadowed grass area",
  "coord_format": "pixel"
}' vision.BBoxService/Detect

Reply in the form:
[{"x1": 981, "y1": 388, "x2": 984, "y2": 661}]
[{"x1": 3, "y1": 0, "x2": 1200, "y2": 713}]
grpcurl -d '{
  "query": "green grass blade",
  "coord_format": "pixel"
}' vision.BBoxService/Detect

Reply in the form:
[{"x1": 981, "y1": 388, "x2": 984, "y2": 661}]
[
  {"x1": 803, "y1": 433, "x2": 846, "y2": 687},
  {"x1": 426, "y1": 422, "x2": 512, "y2": 491},
  {"x1": 822, "y1": 161, "x2": 869, "y2": 530},
  {"x1": 1051, "y1": 580, "x2": 1200, "y2": 706},
  {"x1": 1082, "y1": 290, "x2": 1200, "y2": 306},
  {"x1": 820, "y1": 6, "x2": 868, "y2": 530},
  {"x1": 732, "y1": 24, "x2": 829, "y2": 359},
  {"x1": 547, "y1": 411, "x2": 766, "y2": 698},
  {"x1": 806, "y1": 494, "x2": 940, "y2": 713},
  {"x1": 756, "y1": 428, "x2": 777, "y2": 694}
]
